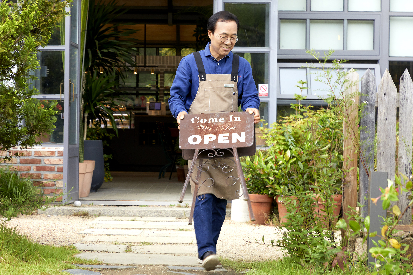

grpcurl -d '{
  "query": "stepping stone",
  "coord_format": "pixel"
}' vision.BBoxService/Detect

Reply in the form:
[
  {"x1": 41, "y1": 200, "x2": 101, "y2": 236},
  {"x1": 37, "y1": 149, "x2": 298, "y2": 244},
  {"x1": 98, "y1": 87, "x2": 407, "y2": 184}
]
[
  {"x1": 63, "y1": 270, "x2": 101, "y2": 275},
  {"x1": 75, "y1": 243, "x2": 128, "y2": 253},
  {"x1": 131, "y1": 244, "x2": 197, "y2": 255},
  {"x1": 79, "y1": 229, "x2": 144, "y2": 235},
  {"x1": 75, "y1": 252, "x2": 199, "y2": 266},
  {"x1": 82, "y1": 235, "x2": 195, "y2": 244}
]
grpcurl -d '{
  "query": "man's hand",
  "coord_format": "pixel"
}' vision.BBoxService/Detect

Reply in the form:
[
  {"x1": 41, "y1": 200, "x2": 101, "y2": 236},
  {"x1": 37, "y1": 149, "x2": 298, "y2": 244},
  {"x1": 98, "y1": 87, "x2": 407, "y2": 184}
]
[
  {"x1": 177, "y1": 111, "x2": 188, "y2": 129},
  {"x1": 245, "y1": 108, "x2": 260, "y2": 124}
]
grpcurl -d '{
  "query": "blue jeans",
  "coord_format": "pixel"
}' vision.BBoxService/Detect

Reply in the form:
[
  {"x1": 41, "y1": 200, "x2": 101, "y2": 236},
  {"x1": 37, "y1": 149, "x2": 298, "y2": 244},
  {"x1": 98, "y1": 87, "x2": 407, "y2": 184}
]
[{"x1": 194, "y1": 193, "x2": 227, "y2": 259}]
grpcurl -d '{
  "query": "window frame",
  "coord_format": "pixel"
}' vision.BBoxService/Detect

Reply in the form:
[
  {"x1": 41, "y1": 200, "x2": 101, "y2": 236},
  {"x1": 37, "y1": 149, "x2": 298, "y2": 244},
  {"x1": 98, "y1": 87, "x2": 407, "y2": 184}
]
[
  {"x1": 278, "y1": 13, "x2": 381, "y2": 58},
  {"x1": 277, "y1": 62, "x2": 381, "y2": 100}
]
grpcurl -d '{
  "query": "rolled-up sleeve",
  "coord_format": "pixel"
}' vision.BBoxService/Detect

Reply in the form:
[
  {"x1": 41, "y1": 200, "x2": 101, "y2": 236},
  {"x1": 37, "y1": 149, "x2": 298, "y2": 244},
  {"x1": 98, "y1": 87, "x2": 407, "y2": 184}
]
[
  {"x1": 168, "y1": 57, "x2": 192, "y2": 118},
  {"x1": 238, "y1": 58, "x2": 260, "y2": 111}
]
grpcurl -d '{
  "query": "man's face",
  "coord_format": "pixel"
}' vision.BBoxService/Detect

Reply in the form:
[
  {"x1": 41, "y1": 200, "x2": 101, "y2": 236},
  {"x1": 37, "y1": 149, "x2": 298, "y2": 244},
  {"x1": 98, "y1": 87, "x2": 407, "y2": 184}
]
[{"x1": 208, "y1": 20, "x2": 238, "y2": 61}]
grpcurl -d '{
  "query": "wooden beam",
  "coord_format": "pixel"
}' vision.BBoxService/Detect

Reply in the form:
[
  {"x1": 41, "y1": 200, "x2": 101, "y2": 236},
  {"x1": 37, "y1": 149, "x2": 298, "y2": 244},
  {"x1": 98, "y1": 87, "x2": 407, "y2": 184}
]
[{"x1": 343, "y1": 70, "x2": 359, "y2": 222}]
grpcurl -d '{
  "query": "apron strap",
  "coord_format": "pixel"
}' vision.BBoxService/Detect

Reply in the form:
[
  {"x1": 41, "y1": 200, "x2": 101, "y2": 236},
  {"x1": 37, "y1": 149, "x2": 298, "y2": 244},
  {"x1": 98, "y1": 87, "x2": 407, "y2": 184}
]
[
  {"x1": 194, "y1": 51, "x2": 239, "y2": 82},
  {"x1": 231, "y1": 54, "x2": 239, "y2": 82},
  {"x1": 193, "y1": 52, "x2": 206, "y2": 81}
]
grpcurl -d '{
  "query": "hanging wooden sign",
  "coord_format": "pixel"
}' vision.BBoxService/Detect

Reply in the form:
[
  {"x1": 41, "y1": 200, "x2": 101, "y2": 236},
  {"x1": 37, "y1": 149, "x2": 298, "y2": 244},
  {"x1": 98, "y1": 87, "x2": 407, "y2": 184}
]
[{"x1": 179, "y1": 112, "x2": 254, "y2": 150}]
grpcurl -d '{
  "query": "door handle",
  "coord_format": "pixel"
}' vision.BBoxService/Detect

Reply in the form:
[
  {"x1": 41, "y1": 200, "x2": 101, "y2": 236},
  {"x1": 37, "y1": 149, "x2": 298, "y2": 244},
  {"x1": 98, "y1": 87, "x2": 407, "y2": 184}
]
[{"x1": 60, "y1": 82, "x2": 63, "y2": 101}]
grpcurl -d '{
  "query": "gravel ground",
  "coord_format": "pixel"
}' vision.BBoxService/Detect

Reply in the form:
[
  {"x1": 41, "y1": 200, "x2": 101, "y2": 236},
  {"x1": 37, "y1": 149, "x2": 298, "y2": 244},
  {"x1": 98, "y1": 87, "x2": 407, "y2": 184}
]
[
  {"x1": 3, "y1": 213, "x2": 286, "y2": 263},
  {"x1": 3, "y1": 214, "x2": 94, "y2": 247},
  {"x1": 218, "y1": 220, "x2": 286, "y2": 262}
]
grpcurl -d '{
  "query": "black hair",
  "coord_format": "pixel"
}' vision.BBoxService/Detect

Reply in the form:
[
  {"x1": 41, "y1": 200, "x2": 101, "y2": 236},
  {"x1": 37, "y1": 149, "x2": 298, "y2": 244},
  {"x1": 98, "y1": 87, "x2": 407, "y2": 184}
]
[{"x1": 207, "y1": 11, "x2": 239, "y2": 33}]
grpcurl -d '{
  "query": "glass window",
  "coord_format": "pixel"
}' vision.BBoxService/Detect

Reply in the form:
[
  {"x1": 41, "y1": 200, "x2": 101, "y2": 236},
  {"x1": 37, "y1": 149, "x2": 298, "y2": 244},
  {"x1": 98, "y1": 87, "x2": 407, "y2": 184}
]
[
  {"x1": 138, "y1": 48, "x2": 156, "y2": 56},
  {"x1": 236, "y1": 53, "x2": 269, "y2": 93},
  {"x1": 138, "y1": 73, "x2": 156, "y2": 88},
  {"x1": 48, "y1": 18, "x2": 65, "y2": 45},
  {"x1": 310, "y1": 68, "x2": 343, "y2": 97},
  {"x1": 70, "y1": 0, "x2": 78, "y2": 44},
  {"x1": 390, "y1": 17, "x2": 413, "y2": 57},
  {"x1": 277, "y1": 105, "x2": 295, "y2": 120},
  {"x1": 311, "y1": 0, "x2": 343, "y2": 11},
  {"x1": 69, "y1": 46, "x2": 79, "y2": 145},
  {"x1": 181, "y1": 48, "x2": 195, "y2": 56},
  {"x1": 279, "y1": 68, "x2": 307, "y2": 95},
  {"x1": 347, "y1": 21, "x2": 374, "y2": 50},
  {"x1": 280, "y1": 20, "x2": 306, "y2": 49},
  {"x1": 258, "y1": 102, "x2": 268, "y2": 128},
  {"x1": 159, "y1": 48, "x2": 176, "y2": 56},
  {"x1": 349, "y1": 0, "x2": 381, "y2": 11},
  {"x1": 391, "y1": 0, "x2": 413, "y2": 12},
  {"x1": 278, "y1": 0, "x2": 306, "y2": 11},
  {"x1": 310, "y1": 20, "x2": 343, "y2": 50},
  {"x1": 389, "y1": 61, "x2": 413, "y2": 89},
  {"x1": 34, "y1": 51, "x2": 64, "y2": 95},
  {"x1": 119, "y1": 71, "x2": 137, "y2": 87},
  {"x1": 38, "y1": 100, "x2": 64, "y2": 143},
  {"x1": 163, "y1": 73, "x2": 175, "y2": 88},
  {"x1": 224, "y1": 3, "x2": 270, "y2": 47}
]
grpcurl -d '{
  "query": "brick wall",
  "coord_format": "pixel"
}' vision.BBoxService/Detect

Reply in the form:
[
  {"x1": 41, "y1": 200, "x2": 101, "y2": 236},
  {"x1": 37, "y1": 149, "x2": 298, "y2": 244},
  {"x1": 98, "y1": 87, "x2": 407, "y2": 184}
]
[{"x1": 1, "y1": 146, "x2": 64, "y2": 201}]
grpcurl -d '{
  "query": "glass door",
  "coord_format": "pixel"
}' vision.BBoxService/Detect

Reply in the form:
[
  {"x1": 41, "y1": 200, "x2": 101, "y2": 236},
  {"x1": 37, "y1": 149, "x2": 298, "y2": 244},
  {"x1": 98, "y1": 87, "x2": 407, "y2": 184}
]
[
  {"x1": 35, "y1": 0, "x2": 81, "y2": 203},
  {"x1": 213, "y1": 0, "x2": 277, "y2": 125},
  {"x1": 64, "y1": 0, "x2": 81, "y2": 203}
]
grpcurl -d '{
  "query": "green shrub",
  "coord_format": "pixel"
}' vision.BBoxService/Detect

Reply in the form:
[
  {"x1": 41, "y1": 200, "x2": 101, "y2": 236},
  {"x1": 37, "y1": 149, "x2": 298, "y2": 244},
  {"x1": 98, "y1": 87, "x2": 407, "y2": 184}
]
[{"x1": 0, "y1": 168, "x2": 54, "y2": 218}]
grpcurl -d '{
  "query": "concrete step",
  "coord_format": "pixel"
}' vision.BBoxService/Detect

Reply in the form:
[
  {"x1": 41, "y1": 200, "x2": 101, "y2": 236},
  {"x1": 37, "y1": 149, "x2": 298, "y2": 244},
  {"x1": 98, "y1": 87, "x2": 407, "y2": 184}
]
[{"x1": 39, "y1": 204, "x2": 231, "y2": 218}]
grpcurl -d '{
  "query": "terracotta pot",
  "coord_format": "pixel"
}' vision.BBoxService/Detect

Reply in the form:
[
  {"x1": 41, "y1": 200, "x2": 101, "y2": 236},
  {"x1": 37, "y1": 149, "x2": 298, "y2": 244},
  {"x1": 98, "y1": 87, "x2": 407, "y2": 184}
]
[
  {"x1": 314, "y1": 194, "x2": 342, "y2": 228},
  {"x1": 276, "y1": 195, "x2": 298, "y2": 225},
  {"x1": 255, "y1": 128, "x2": 266, "y2": 147},
  {"x1": 176, "y1": 166, "x2": 185, "y2": 182},
  {"x1": 249, "y1": 194, "x2": 274, "y2": 225},
  {"x1": 79, "y1": 160, "x2": 95, "y2": 198},
  {"x1": 79, "y1": 162, "x2": 87, "y2": 195}
]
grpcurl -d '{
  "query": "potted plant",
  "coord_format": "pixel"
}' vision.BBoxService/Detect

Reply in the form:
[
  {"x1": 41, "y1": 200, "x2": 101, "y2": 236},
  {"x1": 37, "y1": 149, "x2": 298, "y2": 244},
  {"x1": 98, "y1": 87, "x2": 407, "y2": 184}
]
[
  {"x1": 241, "y1": 150, "x2": 276, "y2": 225},
  {"x1": 262, "y1": 93, "x2": 344, "y2": 227},
  {"x1": 81, "y1": 71, "x2": 120, "y2": 192},
  {"x1": 175, "y1": 157, "x2": 188, "y2": 182}
]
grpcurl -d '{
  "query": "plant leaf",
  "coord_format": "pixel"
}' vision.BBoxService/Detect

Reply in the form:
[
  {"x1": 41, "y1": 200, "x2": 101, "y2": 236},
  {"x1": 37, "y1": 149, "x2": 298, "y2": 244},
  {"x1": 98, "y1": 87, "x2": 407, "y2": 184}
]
[
  {"x1": 349, "y1": 220, "x2": 360, "y2": 232},
  {"x1": 382, "y1": 199, "x2": 390, "y2": 210},
  {"x1": 381, "y1": 225, "x2": 388, "y2": 237},
  {"x1": 336, "y1": 219, "x2": 347, "y2": 230},
  {"x1": 392, "y1": 205, "x2": 401, "y2": 217},
  {"x1": 364, "y1": 216, "x2": 370, "y2": 231},
  {"x1": 389, "y1": 239, "x2": 401, "y2": 249}
]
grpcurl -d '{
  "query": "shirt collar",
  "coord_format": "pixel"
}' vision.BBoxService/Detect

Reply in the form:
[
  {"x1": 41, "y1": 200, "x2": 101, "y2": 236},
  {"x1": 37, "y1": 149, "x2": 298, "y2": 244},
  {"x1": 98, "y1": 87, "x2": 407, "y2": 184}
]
[{"x1": 204, "y1": 43, "x2": 232, "y2": 60}]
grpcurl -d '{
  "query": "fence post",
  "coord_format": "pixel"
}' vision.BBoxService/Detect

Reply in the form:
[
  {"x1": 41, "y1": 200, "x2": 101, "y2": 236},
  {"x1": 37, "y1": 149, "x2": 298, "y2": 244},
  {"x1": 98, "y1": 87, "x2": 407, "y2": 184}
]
[
  {"x1": 376, "y1": 70, "x2": 397, "y2": 184},
  {"x1": 343, "y1": 69, "x2": 359, "y2": 222},
  {"x1": 359, "y1": 69, "x2": 376, "y2": 219},
  {"x1": 397, "y1": 69, "x2": 413, "y2": 225},
  {"x1": 367, "y1": 171, "x2": 388, "y2": 267}
]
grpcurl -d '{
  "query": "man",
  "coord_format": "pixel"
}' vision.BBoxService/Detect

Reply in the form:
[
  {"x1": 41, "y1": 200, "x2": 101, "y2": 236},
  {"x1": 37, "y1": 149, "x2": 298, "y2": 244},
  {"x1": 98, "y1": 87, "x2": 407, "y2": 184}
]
[{"x1": 168, "y1": 11, "x2": 260, "y2": 271}]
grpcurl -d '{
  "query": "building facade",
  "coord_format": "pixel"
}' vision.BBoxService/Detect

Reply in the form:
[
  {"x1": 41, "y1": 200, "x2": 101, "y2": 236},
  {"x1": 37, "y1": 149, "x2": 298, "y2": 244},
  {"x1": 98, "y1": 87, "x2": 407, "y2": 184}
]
[{"x1": 4, "y1": 0, "x2": 413, "y2": 202}]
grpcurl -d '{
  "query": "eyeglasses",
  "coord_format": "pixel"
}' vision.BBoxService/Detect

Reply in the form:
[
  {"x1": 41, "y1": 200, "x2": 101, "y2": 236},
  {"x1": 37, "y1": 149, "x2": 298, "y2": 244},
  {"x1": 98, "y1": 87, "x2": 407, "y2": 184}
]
[{"x1": 218, "y1": 35, "x2": 238, "y2": 43}]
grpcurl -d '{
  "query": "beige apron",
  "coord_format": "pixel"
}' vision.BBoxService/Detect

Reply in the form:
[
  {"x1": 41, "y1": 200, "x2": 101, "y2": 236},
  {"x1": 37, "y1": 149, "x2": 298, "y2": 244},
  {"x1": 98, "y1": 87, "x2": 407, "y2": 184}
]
[{"x1": 187, "y1": 52, "x2": 241, "y2": 200}]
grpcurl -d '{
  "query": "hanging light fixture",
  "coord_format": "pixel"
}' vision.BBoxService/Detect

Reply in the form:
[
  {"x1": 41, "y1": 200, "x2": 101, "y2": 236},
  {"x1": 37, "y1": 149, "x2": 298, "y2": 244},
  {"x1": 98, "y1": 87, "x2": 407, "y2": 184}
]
[
  {"x1": 134, "y1": 67, "x2": 138, "y2": 74},
  {"x1": 99, "y1": 67, "x2": 103, "y2": 74},
  {"x1": 151, "y1": 68, "x2": 154, "y2": 74}
]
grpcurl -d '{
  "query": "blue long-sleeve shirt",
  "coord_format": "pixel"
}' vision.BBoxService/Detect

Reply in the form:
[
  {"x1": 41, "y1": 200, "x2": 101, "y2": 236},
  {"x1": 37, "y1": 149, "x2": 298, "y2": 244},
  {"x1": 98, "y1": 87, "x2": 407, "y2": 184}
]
[{"x1": 168, "y1": 43, "x2": 260, "y2": 118}]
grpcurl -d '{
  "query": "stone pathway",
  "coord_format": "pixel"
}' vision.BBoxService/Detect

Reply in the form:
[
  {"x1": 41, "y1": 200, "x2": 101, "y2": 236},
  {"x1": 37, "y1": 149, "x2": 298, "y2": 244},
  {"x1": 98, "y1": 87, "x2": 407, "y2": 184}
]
[
  {"x1": 65, "y1": 216, "x2": 243, "y2": 274},
  {"x1": 74, "y1": 216, "x2": 200, "y2": 266}
]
